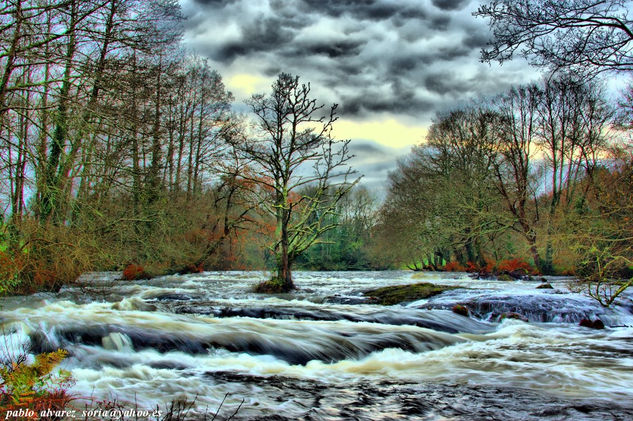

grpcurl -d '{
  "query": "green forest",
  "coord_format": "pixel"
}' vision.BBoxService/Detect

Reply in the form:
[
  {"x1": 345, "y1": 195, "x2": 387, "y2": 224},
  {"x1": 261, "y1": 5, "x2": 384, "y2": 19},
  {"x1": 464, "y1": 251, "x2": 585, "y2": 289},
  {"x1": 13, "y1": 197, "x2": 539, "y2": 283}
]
[{"x1": 0, "y1": 0, "x2": 631, "y2": 303}]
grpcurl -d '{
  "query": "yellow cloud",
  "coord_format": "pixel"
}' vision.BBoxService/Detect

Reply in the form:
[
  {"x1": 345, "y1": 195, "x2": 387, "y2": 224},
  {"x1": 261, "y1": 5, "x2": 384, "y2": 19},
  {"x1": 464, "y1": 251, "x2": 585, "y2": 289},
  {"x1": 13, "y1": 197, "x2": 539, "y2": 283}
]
[
  {"x1": 226, "y1": 73, "x2": 271, "y2": 98},
  {"x1": 332, "y1": 118, "x2": 427, "y2": 148},
  {"x1": 224, "y1": 75, "x2": 426, "y2": 149}
]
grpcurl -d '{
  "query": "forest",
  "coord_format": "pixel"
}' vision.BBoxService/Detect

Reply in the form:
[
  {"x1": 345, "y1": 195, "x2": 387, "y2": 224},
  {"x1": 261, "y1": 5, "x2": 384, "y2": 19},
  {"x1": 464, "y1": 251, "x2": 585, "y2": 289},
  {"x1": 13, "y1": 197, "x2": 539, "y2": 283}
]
[{"x1": 0, "y1": 0, "x2": 631, "y2": 302}]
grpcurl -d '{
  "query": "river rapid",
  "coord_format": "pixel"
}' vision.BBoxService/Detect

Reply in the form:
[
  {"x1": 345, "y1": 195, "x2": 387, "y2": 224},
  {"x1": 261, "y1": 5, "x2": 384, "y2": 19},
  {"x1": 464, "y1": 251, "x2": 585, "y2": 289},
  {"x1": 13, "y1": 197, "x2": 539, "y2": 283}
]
[{"x1": 1, "y1": 271, "x2": 632, "y2": 420}]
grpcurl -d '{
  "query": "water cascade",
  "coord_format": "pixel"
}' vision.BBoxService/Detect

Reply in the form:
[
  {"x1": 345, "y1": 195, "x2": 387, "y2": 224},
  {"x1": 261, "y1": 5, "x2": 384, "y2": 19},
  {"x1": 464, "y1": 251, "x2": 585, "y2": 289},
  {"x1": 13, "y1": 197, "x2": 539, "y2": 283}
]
[{"x1": 1, "y1": 271, "x2": 632, "y2": 420}]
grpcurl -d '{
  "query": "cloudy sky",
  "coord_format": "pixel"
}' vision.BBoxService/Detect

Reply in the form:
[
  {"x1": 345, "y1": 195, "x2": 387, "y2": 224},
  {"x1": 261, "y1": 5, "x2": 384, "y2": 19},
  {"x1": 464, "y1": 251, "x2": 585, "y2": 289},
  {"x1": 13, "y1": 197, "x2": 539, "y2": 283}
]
[{"x1": 180, "y1": 0, "x2": 542, "y2": 188}]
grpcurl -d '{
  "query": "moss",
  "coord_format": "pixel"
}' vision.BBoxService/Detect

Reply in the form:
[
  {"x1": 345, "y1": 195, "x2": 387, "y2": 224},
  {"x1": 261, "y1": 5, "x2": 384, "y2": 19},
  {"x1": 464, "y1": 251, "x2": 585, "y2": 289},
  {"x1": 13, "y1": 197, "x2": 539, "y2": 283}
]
[
  {"x1": 496, "y1": 273, "x2": 515, "y2": 282},
  {"x1": 364, "y1": 282, "x2": 458, "y2": 305},
  {"x1": 253, "y1": 278, "x2": 292, "y2": 293}
]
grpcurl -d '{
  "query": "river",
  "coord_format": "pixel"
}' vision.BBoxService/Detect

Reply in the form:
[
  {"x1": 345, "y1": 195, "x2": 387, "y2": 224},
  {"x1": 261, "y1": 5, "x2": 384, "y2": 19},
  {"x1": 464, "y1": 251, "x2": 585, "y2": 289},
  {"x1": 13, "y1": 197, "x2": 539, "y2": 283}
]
[{"x1": 1, "y1": 271, "x2": 632, "y2": 420}]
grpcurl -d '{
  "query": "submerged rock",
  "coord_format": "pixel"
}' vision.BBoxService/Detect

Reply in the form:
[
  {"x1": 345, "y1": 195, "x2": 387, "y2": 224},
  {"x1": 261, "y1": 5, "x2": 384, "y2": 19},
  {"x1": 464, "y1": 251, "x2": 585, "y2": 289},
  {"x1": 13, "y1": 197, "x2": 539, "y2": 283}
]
[
  {"x1": 579, "y1": 318, "x2": 605, "y2": 329},
  {"x1": 452, "y1": 304, "x2": 469, "y2": 317},
  {"x1": 419, "y1": 292, "x2": 620, "y2": 324},
  {"x1": 497, "y1": 274, "x2": 515, "y2": 282},
  {"x1": 364, "y1": 283, "x2": 458, "y2": 305},
  {"x1": 499, "y1": 312, "x2": 529, "y2": 322}
]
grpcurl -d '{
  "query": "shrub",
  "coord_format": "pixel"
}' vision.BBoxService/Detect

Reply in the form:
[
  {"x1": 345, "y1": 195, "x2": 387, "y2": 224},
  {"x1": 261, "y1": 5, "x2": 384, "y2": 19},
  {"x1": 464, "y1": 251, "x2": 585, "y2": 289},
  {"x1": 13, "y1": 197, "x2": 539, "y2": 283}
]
[
  {"x1": 451, "y1": 304, "x2": 469, "y2": 316},
  {"x1": 0, "y1": 251, "x2": 25, "y2": 295},
  {"x1": 0, "y1": 348, "x2": 74, "y2": 417},
  {"x1": 442, "y1": 261, "x2": 465, "y2": 272},
  {"x1": 182, "y1": 263, "x2": 204, "y2": 274},
  {"x1": 465, "y1": 261, "x2": 479, "y2": 273},
  {"x1": 495, "y1": 258, "x2": 535, "y2": 275},
  {"x1": 465, "y1": 259, "x2": 495, "y2": 274},
  {"x1": 121, "y1": 264, "x2": 149, "y2": 281},
  {"x1": 253, "y1": 279, "x2": 286, "y2": 293},
  {"x1": 0, "y1": 218, "x2": 97, "y2": 295}
]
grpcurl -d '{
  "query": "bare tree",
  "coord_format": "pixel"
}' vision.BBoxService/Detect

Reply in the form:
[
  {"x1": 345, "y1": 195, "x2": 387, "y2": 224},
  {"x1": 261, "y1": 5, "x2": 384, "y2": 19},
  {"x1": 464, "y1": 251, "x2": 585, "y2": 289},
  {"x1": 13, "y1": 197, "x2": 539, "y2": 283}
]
[
  {"x1": 476, "y1": 0, "x2": 633, "y2": 74},
  {"x1": 232, "y1": 73, "x2": 358, "y2": 291},
  {"x1": 536, "y1": 75, "x2": 611, "y2": 271},
  {"x1": 490, "y1": 85, "x2": 543, "y2": 270},
  {"x1": 489, "y1": 76, "x2": 611, "y2": 273}
]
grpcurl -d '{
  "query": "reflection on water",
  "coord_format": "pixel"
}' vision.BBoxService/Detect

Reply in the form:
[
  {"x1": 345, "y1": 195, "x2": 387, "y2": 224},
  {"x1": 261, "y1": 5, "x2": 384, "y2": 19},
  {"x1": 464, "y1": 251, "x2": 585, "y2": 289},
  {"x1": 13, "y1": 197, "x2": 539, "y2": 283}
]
[{"x1": 1, "y1": 270, "x2": 632, "y2": 420}]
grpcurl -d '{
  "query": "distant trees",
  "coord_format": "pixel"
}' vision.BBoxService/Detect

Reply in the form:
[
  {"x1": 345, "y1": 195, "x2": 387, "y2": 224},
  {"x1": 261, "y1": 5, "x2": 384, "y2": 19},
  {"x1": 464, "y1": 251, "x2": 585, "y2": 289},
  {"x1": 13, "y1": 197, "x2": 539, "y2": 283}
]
[
  {"x1": 489, "y1": 85, "x2": 542, "y2": 269},
  {"x1": 2, "y1": 0, "x2": 630, "y2": 306},
  {"x1": 380, "y1": 74, "x2": 614, "y2": 277},
  {"x1": 377, "y1": 108, "x2": 505, "y2": 270},
  {"x1": 297, "y1": 186, "x2": 381, "y2": 270},
  {"x1": 0, "y1": 1, "x2": 363, "y2": 293},
  {"x1": 231, "y1": 73, "x2": 357, "y2": 291},
  {"x1": 475, "y1": 0, "x2": 632, "y2": 287},
  {"x1": 476, "y1": 0, "x2": 633, "y2": 74}
]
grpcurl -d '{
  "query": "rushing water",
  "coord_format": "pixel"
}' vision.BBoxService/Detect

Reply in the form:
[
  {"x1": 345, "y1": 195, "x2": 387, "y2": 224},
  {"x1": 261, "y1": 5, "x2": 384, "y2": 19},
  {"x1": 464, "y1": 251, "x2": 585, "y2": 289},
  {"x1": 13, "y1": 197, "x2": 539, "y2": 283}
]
[{"x1": 1, "y1": 271, "x2": 633, "y2": 420}]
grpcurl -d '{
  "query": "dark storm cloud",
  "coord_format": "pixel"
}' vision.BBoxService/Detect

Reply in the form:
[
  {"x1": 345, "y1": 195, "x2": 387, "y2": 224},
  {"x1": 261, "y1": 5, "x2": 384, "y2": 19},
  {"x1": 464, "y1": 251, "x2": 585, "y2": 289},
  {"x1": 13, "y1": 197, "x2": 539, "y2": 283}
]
[
  {"x1": 430, "y1": 15, "x2": 452, "y2": 30},
  {"x1": 463, "y1": 30, "x2": 491, "y2": 49},
  {"x1": 299, "y1": 0, "x2": 429, "y2": 21},
  {"x1": 183, "y1": 0, "x2": 538, "y2": 123},
  {"x1": 191, "y1": 0, "x2": 228, "y2": 5},
  {"x1": 284, "y1": 39, "x2": 365, "y2": 59},
  {"x1": 215, "y1": 17, "x2": 301, "y2": 61},
  {"x1": 340, "y1": 88, "x2": 435, "y2": 116},
  {"x1": 424, "y1": 72, "x2": 470, "y2": 95},
  {"x1": 431, "y1": 0, "x2": 471, "y2": 11}
]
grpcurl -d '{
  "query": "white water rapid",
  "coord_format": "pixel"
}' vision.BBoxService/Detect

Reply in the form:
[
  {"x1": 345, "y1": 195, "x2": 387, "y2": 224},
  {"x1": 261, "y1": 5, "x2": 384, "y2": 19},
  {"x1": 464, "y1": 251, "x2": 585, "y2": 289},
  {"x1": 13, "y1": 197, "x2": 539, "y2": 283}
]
[{"x1": 1, "y1": 271, "x2": 632, "y2": 420}]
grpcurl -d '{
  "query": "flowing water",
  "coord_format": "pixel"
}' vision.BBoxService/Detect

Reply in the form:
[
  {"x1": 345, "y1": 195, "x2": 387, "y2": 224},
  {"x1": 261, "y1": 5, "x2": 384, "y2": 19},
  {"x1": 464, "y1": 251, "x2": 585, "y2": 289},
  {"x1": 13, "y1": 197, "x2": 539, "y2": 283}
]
[{"x1": 1, "y1": 271, "x2": 633, "y2": 420}]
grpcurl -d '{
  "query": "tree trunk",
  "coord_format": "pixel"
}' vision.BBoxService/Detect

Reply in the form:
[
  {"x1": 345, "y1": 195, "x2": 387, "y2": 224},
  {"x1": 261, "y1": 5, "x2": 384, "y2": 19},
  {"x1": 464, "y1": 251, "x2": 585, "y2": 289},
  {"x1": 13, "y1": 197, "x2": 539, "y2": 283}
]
[
  {"x1": 277, "y1": 225, "x2": 293, "y2": 291},
  {"x1": 0, "y1": 1, "x2": 22, "y2": 118},
  {"x1": 40, "y1": 0, "x2": 78, "y2": 223},
  {"x1": 525, "y1": 229, "x2": 542, "y2": 273},
  {"x1": 146, "y1": 56, "x2": 163, "y2": 206}
]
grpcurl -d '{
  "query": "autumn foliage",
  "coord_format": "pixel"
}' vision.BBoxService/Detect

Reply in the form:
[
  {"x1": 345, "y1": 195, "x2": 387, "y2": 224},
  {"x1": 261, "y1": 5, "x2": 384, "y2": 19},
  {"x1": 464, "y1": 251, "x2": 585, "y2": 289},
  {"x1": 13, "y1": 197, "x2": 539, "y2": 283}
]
[
  {"x1": 0, "y1": 349, "x2": 74, "y2": 419},
  {"x1": 495, "y1": 258, "x2": 535, "y2": 275},
  {"x1": 122, "y1": 264, "x2": 149, "y2": 281},
  {"x1": 441, "y1": 258, "x2": 537, "y2": 277},
  {"x1": 441, "y1": 261, "x2": 466, "y2": 272}
]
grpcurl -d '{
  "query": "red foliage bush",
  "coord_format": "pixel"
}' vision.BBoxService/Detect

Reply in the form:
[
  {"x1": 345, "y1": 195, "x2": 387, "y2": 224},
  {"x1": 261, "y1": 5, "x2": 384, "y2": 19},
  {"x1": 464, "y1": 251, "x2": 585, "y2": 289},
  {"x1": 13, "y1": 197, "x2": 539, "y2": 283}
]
[
  {"x1": 495, "y1": 258, "x2": 535, "y2": 275},
  {"x1": 442, "y1": 261, "x2": 466, "y2": 272},
  {"x1": 465, "y1": 260, "x2": 495, "y2": 273},
  {"x1": 183, "y1": 262, "x2": 204, "y2": 274},
  {"x1": 465, "y1": 261, "x2": 479, "y2": 273},
  {"x1": 452, "y1": 304, "x2": 469, "y2": 316},
  {"x1": 122, "y1": 264, "x2": 148, "y2": 280}
]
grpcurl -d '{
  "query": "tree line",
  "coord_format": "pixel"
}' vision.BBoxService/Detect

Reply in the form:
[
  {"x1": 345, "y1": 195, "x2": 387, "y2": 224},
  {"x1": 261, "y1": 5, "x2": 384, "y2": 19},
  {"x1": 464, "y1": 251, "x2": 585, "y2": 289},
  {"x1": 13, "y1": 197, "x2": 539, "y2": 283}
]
[
  {"x1": 374, "y1": 0, "x2": 633, "y2": 304},
  {"x1": 0, "y1": 0, "x2": 364, "y2": 293},
  {"x1": 376, "y1": 74, "x2": 631, "y2": 276},
  {"x1": 0, "y1": 0, "x2": 632, "y2": 301},
  {"x1": 0, "y1": 0, "x2": 241, "y2": 290}
]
